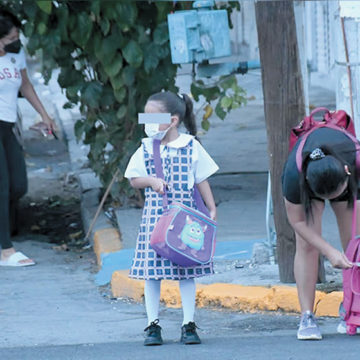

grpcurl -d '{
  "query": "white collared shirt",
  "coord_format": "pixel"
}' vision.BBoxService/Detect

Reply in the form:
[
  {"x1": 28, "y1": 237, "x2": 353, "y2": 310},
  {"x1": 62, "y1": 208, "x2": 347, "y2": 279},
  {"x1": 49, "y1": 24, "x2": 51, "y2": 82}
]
[{"x1": 124, "y1": 133, "x2": 219, "y2": 186}]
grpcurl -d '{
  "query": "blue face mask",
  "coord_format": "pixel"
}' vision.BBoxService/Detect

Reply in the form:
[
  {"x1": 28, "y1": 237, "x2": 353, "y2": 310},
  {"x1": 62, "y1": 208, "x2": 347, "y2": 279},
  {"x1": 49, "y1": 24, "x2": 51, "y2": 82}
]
[{"x1": 4, "y1": 39, "x2": 21, "y2": 54}]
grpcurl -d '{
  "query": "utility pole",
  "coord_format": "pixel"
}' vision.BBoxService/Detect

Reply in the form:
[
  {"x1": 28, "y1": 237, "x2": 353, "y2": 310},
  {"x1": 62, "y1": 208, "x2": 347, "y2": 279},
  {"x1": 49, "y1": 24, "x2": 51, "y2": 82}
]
[
  {"x1": 255, "y1": 2, "x2": 306, "y2": 283},
  {"x1": 335, "y1": 2, "x2": 360, "y2": 134}
]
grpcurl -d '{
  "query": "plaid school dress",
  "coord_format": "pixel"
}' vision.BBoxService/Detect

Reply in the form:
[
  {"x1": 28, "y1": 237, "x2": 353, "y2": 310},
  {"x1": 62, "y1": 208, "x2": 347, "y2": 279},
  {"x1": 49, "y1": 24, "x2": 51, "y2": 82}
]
[{"x1": 129, "y1": 139, "x2": 214, "y2": 280}]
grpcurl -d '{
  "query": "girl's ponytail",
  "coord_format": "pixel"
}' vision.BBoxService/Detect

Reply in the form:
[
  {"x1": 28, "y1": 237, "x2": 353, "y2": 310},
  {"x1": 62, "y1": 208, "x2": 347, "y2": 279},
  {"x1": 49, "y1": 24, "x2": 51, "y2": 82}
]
[
  {"x1": 181, "y1": 93, "x2": 197, "y2": 138},
  {"x1": 147, "y1": 91, "x2": 200, "y2": 140}
]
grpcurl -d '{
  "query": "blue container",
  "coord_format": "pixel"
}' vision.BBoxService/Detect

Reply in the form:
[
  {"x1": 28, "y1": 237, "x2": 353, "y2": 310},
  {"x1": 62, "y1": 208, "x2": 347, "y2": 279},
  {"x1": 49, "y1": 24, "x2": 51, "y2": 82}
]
[{"x1": 168, "y1": 8, "x2": 231, "y2": 64}]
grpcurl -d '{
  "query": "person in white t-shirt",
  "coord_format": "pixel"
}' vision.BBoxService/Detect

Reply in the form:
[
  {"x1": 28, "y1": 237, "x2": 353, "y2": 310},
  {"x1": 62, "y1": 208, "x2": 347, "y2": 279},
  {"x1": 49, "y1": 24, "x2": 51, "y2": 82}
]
[
  {"x1": 0, "y1": 9, "x2": 55, "y2": 267},
  {"x1": 124, "y1": 91, "x2": 218, "y2": 346}
]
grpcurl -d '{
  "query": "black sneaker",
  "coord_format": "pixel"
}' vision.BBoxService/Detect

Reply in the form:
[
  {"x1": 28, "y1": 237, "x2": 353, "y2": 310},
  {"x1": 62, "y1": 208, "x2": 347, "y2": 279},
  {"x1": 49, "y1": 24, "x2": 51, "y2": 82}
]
[
  {"x1": 144, "y1": 319, "x2": 163, "y2": 346},
  {"x1": 180, "y1": 322, "x2": 201, "y2": 345}
]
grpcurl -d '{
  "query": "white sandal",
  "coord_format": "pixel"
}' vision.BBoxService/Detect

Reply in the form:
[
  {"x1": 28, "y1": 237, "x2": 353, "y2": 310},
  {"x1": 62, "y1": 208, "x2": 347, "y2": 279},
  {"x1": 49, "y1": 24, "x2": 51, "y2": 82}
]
[{"x1": 0, "y1": 252, "x2": 36, "y2": 267}]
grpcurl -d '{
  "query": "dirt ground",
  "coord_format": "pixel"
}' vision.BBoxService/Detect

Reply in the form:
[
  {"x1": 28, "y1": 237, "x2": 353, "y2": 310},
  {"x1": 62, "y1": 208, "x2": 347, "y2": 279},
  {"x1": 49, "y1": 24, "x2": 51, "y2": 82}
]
[{"x1": 13, "y1": 132, "x2": 84, "y2": 249}]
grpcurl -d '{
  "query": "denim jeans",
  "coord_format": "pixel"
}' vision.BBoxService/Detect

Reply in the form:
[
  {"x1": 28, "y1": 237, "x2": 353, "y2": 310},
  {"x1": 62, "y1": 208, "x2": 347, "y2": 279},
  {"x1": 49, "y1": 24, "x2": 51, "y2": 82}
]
[{"x1": 0, "y1": 120, "x2": 27, "y2": 250}]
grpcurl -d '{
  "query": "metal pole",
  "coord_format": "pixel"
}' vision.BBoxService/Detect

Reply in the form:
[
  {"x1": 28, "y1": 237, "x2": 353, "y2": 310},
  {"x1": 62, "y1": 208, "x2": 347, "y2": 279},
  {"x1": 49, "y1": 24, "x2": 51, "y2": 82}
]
[{"x1": 340, "y1": 16, "x2": 355, "y2": 120}]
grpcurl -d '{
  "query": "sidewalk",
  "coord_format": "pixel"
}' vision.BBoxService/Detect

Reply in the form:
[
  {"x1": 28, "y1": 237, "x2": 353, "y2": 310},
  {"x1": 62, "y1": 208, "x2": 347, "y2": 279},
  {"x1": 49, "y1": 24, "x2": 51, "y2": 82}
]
[
  {"x1": 96, "y1": 69, "x2": 344, "y2": 316},
  {"x1": 27, "y1": 57, "x2": 345, "y2": 317}
]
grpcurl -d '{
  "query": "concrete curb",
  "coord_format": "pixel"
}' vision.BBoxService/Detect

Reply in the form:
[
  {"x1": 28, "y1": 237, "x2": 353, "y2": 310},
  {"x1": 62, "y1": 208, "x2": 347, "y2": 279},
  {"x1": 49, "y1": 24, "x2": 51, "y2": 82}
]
[
  {"x1": 111, "y1": 270, "x2": 343, "y2": 317},
  {"x1": 52, "y1": 97, "x2": 122, "y2": 265},
  {"x1": 50, "y1": 70, "x2": 343, "y2": 317}
]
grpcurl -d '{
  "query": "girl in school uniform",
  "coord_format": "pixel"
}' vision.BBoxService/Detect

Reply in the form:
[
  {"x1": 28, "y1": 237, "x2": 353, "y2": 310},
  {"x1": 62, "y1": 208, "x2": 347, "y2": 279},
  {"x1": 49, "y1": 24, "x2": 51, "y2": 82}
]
[{"x1": 124, "y1": 91, "x2": 218, "y2": 346}]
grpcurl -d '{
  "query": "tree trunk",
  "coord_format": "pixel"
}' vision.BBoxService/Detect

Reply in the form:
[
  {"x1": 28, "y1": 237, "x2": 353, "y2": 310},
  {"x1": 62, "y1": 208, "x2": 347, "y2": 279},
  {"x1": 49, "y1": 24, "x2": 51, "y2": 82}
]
[{"x1": 255, "y1": 2, "x2": 306, "y2": 283}]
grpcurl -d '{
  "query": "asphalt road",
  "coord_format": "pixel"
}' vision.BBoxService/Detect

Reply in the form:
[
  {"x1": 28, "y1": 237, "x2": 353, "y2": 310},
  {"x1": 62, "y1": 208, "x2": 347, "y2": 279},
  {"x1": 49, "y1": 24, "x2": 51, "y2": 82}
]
[
  {"x1": 0, "y1": 236, "x2": 358, "y2": 360},
  {"x1": 1, "y1": 322, "x2": 359, "y2": 360}
]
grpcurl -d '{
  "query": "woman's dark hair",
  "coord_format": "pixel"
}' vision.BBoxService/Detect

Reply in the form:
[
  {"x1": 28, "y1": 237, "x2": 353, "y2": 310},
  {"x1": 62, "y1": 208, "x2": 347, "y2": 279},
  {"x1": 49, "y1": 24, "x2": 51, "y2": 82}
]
[
  {"x1": 299, "y1": 145, "x2": 357, "y2": 221},
  {"x1": 0, "y1": 9, "x2": 21, "y2": 38},
  {"x1": 147, "y1": 91, "x2": 198, "y2": 138}
]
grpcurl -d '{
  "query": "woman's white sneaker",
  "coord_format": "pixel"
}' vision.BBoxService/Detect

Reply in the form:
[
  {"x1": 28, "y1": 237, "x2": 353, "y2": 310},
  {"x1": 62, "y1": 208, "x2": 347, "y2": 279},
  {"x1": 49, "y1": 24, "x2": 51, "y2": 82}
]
[{"x1": 297, "y1": 311, "x2": 322, "y2": 340}]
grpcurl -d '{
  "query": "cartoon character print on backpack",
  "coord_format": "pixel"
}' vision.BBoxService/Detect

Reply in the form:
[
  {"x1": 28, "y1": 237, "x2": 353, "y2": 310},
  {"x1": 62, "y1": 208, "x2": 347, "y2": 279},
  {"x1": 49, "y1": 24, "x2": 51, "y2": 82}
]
[{"x1": 179, "y1": 215, "x2": 207, "y2": 253}]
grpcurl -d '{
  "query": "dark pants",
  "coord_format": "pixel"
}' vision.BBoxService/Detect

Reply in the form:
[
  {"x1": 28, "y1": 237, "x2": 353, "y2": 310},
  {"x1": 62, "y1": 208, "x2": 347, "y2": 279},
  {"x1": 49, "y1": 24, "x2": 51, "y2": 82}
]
[{"x1": 0, "y1": 120, "x2": 27, "y2": 250}]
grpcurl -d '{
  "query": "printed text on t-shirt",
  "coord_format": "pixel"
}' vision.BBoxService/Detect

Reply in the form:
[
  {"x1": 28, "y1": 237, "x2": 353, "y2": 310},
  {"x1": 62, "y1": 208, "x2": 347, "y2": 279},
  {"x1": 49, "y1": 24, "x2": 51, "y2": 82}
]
[{"x1": 0, "y1": 67, "x2": 21, "y2": 80}]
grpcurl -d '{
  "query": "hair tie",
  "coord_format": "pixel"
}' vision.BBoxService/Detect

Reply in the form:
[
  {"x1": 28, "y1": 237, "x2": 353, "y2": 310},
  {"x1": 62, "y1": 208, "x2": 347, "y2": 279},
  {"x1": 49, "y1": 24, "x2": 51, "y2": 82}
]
[
  {"x1": 178, "y1": 93, "x2": 185, "y2": 101},
  {"x1": 309, "y1": 148, "x2": 325, "y2": 161}
]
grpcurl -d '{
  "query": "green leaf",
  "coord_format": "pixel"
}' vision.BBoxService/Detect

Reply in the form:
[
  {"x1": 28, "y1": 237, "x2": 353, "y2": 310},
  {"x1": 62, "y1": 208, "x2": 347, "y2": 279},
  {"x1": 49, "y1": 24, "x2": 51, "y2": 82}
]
[
  {"x1": 155, "y1": 2, "x2": 172, "y2": 22},
  {"x1": 215, "y1": 101, "x2": 226, "y2": 120},
  {"x1": 201, "y1": 118, "x2": 210, "y2": 131},
  {"x1": 153, "y1": 23, "x2": 169, "y2": 45},
  {"x1": 100, "y1": 18, "x2": 110, "y2": 36},
  {"x1": 102, "y1": 4, "x2": 119, "y2": 21},
  {"x1": 24, "y1": 22, "x2": 35, "y2": 37},
  {"x1": 231, "y1": 101, "x2": 240, "y2": 110},
  {"x1": 110, "y1": 74, "x2": 124, "y2": 91},
  {"x1": 36, "y1": 0, "x2": 52, "y2": 14},
  {"x1": 101, "y1": 87, "x2": 116, "y2": 107},
  {"x1": 114, "y1": 88, "x2": 127, "y2": 102},
  {"x1": 115, "y1": 2, "x2": 137, "y2": 27},
  {"x1": 37, "y1": 22, "x2": 47, "y2": 35},
  {"x1": 82, "y1": 81, "x2": 103, "y2": 108},
  {"x1": 116, "y1": 105, "x2": 127, "y2": 119},
  {"x1": 122, "y1": 40, "x2": 143, "y2": 68},
  {"x1": 95, "y1": 35, "x2": 117, "y2": 65},
  {"x1": 26, "y1": 34, "x2": 40, "y2": 55},
  {"x1": 91, "y1": 0, "x2": 101, "y2": 17},
  {"x1": 143, "y1": 44, "x2": 159, "y2": 74},
  {"x1": 190, "y1": 82, "x2": 202, "y2": 102},
  {"x1": 58, "y1": 67, "x2": 83, "y2": 88},
  {"x1": 70, "y1": 12, "x2": 93, "y2": 47},
  {"x1": 104, "y1": 57, "x2": 123, "y2": 77},
  {"x1": 63, "y1": 101, "x2": 75, "y2": 110},
  {"x1": 23, "y1": 2, "x2": 38, "y2": 18},
  {"x1": 157, "y1": 45, "x2": 169, "y2": 59},
  {"x1": 121, "y1": 66, "x2": 135, "y2": 86},
  {"x1": 66, "y1": 85, "x2": 80, "y2": 98},
  {"x1": 74, "y1": 120, "x2": 85, "y2": 140},
  {"x1": 220, "y1": 75, "x2": 237, "y2": 90},
  {"x1": 220, "y1": 96, "x2": 232, "y2": 109}
]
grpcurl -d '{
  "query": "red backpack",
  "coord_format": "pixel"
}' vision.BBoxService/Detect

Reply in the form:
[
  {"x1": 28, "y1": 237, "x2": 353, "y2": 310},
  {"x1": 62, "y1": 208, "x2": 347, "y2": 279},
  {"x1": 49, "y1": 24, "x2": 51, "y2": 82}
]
[
  {"x1": 289, "y1": 107, "x2": 358, "y2": 172},
  {"x1": 289, "y1": 107, "x2": 360, "y2": 335}
]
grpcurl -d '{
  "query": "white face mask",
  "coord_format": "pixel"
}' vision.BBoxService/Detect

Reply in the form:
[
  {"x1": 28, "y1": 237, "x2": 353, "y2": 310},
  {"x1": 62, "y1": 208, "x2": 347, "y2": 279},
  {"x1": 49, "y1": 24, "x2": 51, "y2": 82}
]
[{"x1": 144, "y1": 123, "x2": 171, "y2": 140}]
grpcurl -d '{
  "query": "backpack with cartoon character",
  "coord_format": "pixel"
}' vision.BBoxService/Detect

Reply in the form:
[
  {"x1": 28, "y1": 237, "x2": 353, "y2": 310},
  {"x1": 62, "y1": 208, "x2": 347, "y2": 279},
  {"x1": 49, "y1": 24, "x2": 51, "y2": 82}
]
[{"x1": 150, "y1": 139, "x2": 216, "y2": 267}]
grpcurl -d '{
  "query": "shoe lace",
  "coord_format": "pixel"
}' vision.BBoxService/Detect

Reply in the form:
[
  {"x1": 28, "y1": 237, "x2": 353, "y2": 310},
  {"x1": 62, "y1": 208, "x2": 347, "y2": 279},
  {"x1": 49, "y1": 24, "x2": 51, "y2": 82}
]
[
  {"x1": 144, "y1": 319, "x2": 161, "y2": 333},
  {"x1": 300, "y1": 312, "x2": 317, "y2": 328},
  {"x1": 184, "y1": 322, "x2": 200, "y2": 333}
]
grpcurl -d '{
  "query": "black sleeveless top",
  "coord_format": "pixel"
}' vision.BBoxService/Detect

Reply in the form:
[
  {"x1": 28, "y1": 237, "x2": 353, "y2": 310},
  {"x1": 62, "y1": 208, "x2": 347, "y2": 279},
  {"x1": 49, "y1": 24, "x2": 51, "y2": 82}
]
[{"x1": 282, "y1": 127, "x2": 358, "y2": 204}]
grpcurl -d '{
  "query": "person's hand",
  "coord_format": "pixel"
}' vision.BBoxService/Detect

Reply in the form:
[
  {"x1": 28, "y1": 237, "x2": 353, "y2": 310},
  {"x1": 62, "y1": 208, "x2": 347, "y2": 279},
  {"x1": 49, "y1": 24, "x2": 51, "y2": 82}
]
[
  {"x1": 41, "y1": 115, "x2": 56, "y2": 133},
  {"x1": 30, "y1": 117, "x2": 57, "y2": 138},
  {"x1": 150, "y1": 177, "x2": 167, "y2": 195},
  {"x1": 209, "y1": 208, "x2": 217, "y2": 221},
  {"x1": 327, "y1": 248, "x2": 353, "y2": 269}
]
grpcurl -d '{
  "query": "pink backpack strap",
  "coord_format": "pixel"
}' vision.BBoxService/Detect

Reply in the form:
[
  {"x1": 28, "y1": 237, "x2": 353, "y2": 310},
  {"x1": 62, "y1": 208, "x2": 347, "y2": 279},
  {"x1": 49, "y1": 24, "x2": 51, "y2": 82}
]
[
  {"x1": 350, "y1": 201, "x2": 360, "y2": 296},
  {"x1": 295, "y1": 108, "x2": 330, "y2": 171},
  {"x1": 295, "y1": 125, "x2": 322, "y2": 171},
  {"x1": 310, "y1": 107, "x2": 330, "y2": 117},
  {"x1": 296, "y1": 123, "x2": 360, "y2": 174},
  {"x1": 352, "y1": 198, "x2": 357, "y2": 240},
  {"x1": 153, "y1": 139, "x2": 169, "y2": 208}
]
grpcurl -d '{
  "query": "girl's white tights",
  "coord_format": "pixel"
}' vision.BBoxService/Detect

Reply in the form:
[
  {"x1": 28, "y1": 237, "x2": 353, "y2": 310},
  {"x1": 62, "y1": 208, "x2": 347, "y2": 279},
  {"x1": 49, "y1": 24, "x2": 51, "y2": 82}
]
[
  {"x1": 179, "y1": 278, "x2": 196, "y2": 325},
  {"x1": 144, "y1": 280, "x2": 161, "y2": 325},
  {"x1": 144, "y1": 278, "x2": 196, "y2": 326}
]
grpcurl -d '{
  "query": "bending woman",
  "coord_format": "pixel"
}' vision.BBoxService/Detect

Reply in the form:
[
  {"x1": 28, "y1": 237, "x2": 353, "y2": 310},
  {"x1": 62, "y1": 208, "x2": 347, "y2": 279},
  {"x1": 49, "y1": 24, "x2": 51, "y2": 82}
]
[{"x1": 282, "y1": 125, "x2": 358, "y2": 340}]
